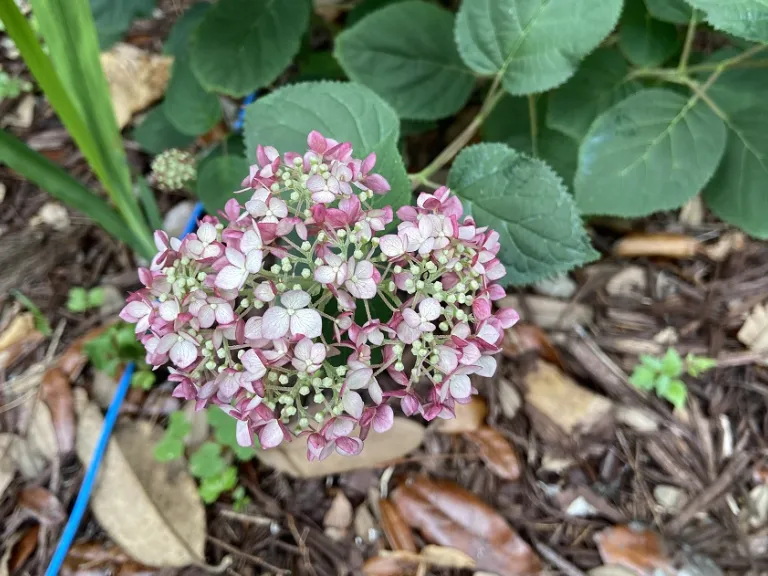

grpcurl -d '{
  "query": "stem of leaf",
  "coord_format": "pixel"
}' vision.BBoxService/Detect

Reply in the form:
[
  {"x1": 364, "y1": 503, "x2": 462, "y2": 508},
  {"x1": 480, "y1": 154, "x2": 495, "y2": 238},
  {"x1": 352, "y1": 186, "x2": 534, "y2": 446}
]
[
  {"x1": 527, "y1": 94, "x2": 538, "y2": 157},
  {"x1": 677, "y1": 12, "x2": 698, "y2": 73},
  {"x1": 409, "y1": 79, "x2": 504, "y2": 186}
]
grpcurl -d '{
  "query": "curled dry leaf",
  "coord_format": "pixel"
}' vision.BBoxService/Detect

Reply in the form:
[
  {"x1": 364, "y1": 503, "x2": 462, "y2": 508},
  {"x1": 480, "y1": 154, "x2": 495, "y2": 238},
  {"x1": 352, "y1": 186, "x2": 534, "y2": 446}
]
[
  {"x1": 0, "y1": 435, "x2": 16, "y2": 499},
  {"x1": 16, "y1": 401, "x2": 58, "y2": 477},
  {"x1": 738, "y1": 303, "x2": 768, "y2": 364},
  {"x1": 498, "y1": 378, "x2": 522, "y2": 420},
  {"x1": 497, "y1": 295, "x2": 593, "y2": 330},
  {"x1": 101, "y1": 44, "x2": 173, "y2": 129},
  {"x1": 703, "y1": 230, "x2": 746, "y2": 262},
  {"x1": 391, "y1": 476, "x2": 542, "y2": 576},
  {"x1": 18, "y1": 486, "x2": 65, "y2": 525},
  {"x1": 324, "y1": 491, "x2": 354, "y2": 541},
  {"x1": 56, "y1": 325, "x2": 111, "y2": 380},
  {"x1": 595, "y1": 525, "x2": 674, "y2": 576},
  {"x1": 8, "y1": 525, "x2": 39, "y2": 573},
  {"x1": 463, "y1": 427, "x2": 521, "y2": 481},
  {"x1": 379, "y1": 498, "x2": 418, "y2": 553},
  {"x1": 362, "y1": 554, "x2": 416, "y2": 576},
  {"x1": 0, "y1": 313, "x2": 43, "y2": 370},
  {"x1": 255, "y1": 417, "x2": 424, "y2": 478},
  {"x1": 41, "y1": 367, "x2": 75, "y2": 453},
  {"x1": 432, "y1": 396, "x2": 488, "y2": 434},
  {"x1": 612, "y1": 233, "x2": 700, "y2": 259},
  {"x1": 521, "y1": 360, "x2": 614, "y2": 442},
  {"x1": 74, "y1": 390, "x2": 206, "y2": 567},
  {"x1": 502, "y1": 323, "x2": 562, "y2": 367}
]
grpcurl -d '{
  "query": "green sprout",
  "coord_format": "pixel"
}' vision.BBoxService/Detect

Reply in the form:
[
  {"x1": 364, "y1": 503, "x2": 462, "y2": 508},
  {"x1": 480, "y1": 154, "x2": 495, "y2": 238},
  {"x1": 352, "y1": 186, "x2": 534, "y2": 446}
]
[
  {"x1": 66, "y1": 286, "x2": 105, "y2": 312},
  {"x1": 84, "y1": 321, "x2": 155, "y2": 389},
  {"x1": 629, "y1": 348, "x2": 717, "y2": 409}
]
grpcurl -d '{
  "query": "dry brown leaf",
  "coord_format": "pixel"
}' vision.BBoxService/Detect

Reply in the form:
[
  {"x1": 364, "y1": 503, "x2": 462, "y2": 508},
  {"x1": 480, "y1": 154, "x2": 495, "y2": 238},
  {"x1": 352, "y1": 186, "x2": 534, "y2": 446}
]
[
  {"x1": 738, "y1": 303, "x2": 768, "y2": 362},
  {"x1": 463, "y1": 427, "x2": 521, "y2": 481},
  {"x1": 362, "y1": 554, "x2": 416, "y2": 576},
  {"x1": 432, "y1": 396, "x2": 488, "y2": 434},
  {"x1": 502, "y1": 323, "x2": 562, "y2": 367},
  {"x1": 0, "y1": 435, "x2": 16, "y2": 498},
  {"x1": 8, "y1": 525, "x2": 39, "y2": 573},
  {"x1": 255, "y1": 417, "x2": 424, "y2": 478},
  {"x1": 612, "y1": 233, "x2": 700, "y2": 259},
  {"x1": 595, "y1": 525, "x2": 674, "y2": 576},
  {"x1": 605, "y1": 266, "x2": 647, "y2": 297},
  {"x1": 354, "y1": 504, "x2": 377, "y2": 543},
  {"x1": 74, "y1": 390, "x2": 205, "y2": 567},
  {"x1": 497, "y1": 295, "x2": 593, "y2": 330},
  {"x1": 392, "y1": 476, "x2": 542, "y2": 575},
  {"x1": 522, "y1": 360, "x2": 614, "y2": 441},
  {"x1": 41, "y1": 367, "x2": 75, "y2": 453},
  {"x1": 498, "y1": 379, "x2": 522, "y2": 420},
  {"x1": 18, "y1": 486, "x2": 65, "y2": 524},
  {"x1": 0, "y1": 313, "x2": 43, "y2": 369},
  {"x1": 101, "y1": 44, "x2": 172, "y2": 129},
  {"x1": 0, "y1": 533, "x2": 20, "y2": 576},
  {"x1": 379, "y1": 498, "x2": 418, "y2": 552},
  {"x1": 14, "y1": 402, "x2": 57, "y2": 478},
  {"x1": 419, "y1": 545, "x2": 476, "y2": 569},
  {"x1": 703, "y1": 230, "x2": 746, "y2": 262},
  {"x1": 57, "y1": 325, "x2": 111, "y2": 380},
  {"x1": 324, "y1": 491, "x2": 353, "y2": 541}
]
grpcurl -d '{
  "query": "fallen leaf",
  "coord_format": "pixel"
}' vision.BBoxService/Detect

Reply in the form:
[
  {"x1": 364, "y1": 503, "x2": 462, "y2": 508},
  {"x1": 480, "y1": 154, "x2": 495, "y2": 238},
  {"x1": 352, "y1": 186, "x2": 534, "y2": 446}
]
[
  {"x1": 522, "y1": 360, "x2": 614, "y2": 442},
  {"x1": 18, "y1": 486, "x2": 65, "y2": 524},
  {"x1": 8, "y1": 525, "x2": 39, "y2": 573},
  {"x1": 745, "y1": 485, "x2": 768, "y2": 528},
  {"x1": 0, "y1": 313, "x2": 43, "y2": 369},
  {"x1": 0, "y1": 533, "x2": 20, "y2": 576},
  {"x1": 463, "y1": 427, "x2": 521, "y2": 481},
  {"x1": 354, "y1": 504, "x2": 377, "y2": 543},
  {"x1": 605, "y1": 266, "x2": 647, "y2": 297},
  {"x1": 392, "y1": 476, "x2": 542, "y2": 575},
  {"x1": 419, "y1": 545, "x2": 476, "y2": 569},
  {"x1": 379, "y1": 498, "x2": 417, "y2": 552},
  {"x1": 654, "y1": 485, "x2": 686, "y2": 515},
  {"x1": 497, "y1": 295, "x2": 593, "y2": 330},
  {"x1": 498, "y1": 379, "x2": 522, "y2": 420},
  {"x1": 30, "y1": 202, "x2": 70, "y2": 230},
  {"x1": 15, "y1": 402, "x2": 57, "y2": 477},
  {"x1": 502, "y1": 323, "x2": 562, "y2": 367},
  {"x1": 364, "y1": 546, "x2": 477, "y2": 576},
  {"x1": 738, "y1": 303, "x2": 768, "y2": 363},
  {"x1": 0, "y1": 435, "x2": 16, "y2": 498},
  {"x1": 101, "y1": 44, "x2": 172, "y2": 129},
  {"x1": 324, "y1": 491, "x2": 353, "y2": 541},
  {"x1": 703, "y1": 231, "x2": 746, "y2": 262},
  {"x1": 362, "y1": 554, "x2": 416, "y2": 576},
  {"x1": 612, "y1": 233, "x2": 700, "y2": 259},
  {"x1": 56, "y1": 325, "x2": 111, "y2": 380},
  {"x1": 432, "y1": 396, "x2": 487, "y2": 434},
  {"x1": 588, "y1": 566, "x2": 638, "y2": 576},
  {"x1": 615, "y1": 406, "x2": 659, "y2": 433},
  {"x1": 41, "y1": 367, "x2": 75, "y2": 453},
  {"x1": 255, "y1": 417, "x2": 424, "y2": 478},
  {"x1": 74, "y1": 390, "x2": 206, "y2": 567},
  {"x1": 595, "y1": 525, "x2": 674, "y2": 576}
]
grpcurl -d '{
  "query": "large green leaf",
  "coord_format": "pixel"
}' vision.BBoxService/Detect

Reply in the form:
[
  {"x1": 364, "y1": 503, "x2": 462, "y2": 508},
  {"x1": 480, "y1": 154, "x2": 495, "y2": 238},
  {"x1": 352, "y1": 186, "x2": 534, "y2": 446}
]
[
  {"x1": 133, "y1": 105, "x2": 194, "y2": 154},
  {"x1": 448, "y1": 143, "x2": 598, "y2": 285},
  {"x1": 454, "y1": 0, "x2": 623, "y2": 95},
  {"x1": 190, "y1": 0, "x2": 311, "y2": 97},
  {"x1": 701, "y1": 56, "x2": 768, "y2": 237},
  {"x1": 644, "y1": 0, "x2": 693, "y2": 24},
  {"x1": 164, "y1": 54, "x2": 222, "y2": 137},
  {"x1": 619, "y1": 0, "x2": 680, "y2": 67},
  {"x1": 684, "y1": 0, "x2": 768, "y2": 42},
  {"x1": 484, "y1": 95, "x2": 578, "y2": 187},
  {"x1": 243, "y1": 81, "x2": 410, "y2": 214},
  {"x1": 90, "y1": 0, "x2": 154, "y2": 48},
  {"x1": 547, "y1": 48, "x2": 641, "y2": 141},
  {"x1": 335, "y1": 1, "x2": 475, "y2": 120},
  {"x1": 164, "y1": 2, "x2": 210, "y2": 57},
  {"x1": 196, "y1": 155, "x2": 250, "y2": 214},
  {"x1": 574, "y1": 88, "x2": 727, "y2": 216}
]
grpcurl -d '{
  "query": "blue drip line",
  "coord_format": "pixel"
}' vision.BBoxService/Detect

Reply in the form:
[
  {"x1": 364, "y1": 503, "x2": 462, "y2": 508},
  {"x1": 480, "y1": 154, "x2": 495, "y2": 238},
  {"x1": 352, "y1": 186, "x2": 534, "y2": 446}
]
[{"x1": 46, "y1": 90, "x2": 258, "y2": 576}]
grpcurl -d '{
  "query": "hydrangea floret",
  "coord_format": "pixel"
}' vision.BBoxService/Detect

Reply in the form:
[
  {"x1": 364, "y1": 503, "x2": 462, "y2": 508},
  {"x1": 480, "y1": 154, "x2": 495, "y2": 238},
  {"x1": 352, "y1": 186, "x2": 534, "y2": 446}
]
[
  {"x1": 121, "y1": 131, "x2": 518, "y2": 460},
  {"x1": 151, "y1": 148, "x2": 197, "y2": 192}
]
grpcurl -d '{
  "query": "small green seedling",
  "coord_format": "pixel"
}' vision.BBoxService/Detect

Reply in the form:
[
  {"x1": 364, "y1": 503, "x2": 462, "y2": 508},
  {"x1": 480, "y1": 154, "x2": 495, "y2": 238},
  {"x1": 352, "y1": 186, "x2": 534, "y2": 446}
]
[
  {"x1": 11, "y1": 289, "x2": 51, "y2": 336},
  {"x1": 84, "y1": 321, "x2": 155, "y2": 390},
  {"x1": 0, "y1": 69, "x2": 32, "y2": 100},
  {"x1": 67, "y1": 286, "x2": 105, "y2": 312},
  {"x1": 629, "y1": 348, "x2": 717, "y2": 408}
]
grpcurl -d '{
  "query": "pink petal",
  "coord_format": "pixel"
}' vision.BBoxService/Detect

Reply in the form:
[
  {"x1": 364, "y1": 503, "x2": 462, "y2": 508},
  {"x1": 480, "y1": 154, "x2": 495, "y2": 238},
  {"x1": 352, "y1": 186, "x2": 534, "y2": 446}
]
[
  {"x1": 170, "y1": 339, "x2": 197, "y2": 368},
  {"x1": 262, "y1": 307, "x2": 290, "y2": 339},
  {"x1": 258, "y1": 420, "x2": 284, "y2": 449},
  {"x1": 242, "y1": 349, "x2": 266, "y2": 378},
  {"x1": 373, "y1": 405, "x2": 393, "y2": 433},
  {"x1": 343, "y1": 391, "x2": 363, "y2": 419},
  {"x1": 335, "y1": 436, "x2": 363, "y2": 456},
  {"x1": 236, "y1": 419, "x2": 252, "y2": 447},
  {"x1": 215, "y1": 266, "x2": 247, "y2": 290},
  {"x1": 379, "y1": 235, "x2": 404, "y2": 257}
]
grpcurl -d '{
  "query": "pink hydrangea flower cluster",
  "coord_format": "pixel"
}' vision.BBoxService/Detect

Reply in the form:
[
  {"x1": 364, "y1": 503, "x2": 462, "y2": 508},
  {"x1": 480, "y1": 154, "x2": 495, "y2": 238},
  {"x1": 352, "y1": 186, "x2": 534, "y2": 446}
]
[{"x1": 121, "y1": 131, "x2": 518, "y2": 460}]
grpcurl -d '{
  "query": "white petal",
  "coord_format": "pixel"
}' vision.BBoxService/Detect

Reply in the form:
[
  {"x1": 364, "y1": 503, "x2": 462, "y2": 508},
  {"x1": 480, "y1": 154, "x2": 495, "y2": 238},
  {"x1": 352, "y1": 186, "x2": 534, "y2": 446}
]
[
  {"x1": 242, "y1": 349, "x2": 266, "y2": 378},
  {"x1": 402, "y1": 308, "x2": 421, "y2": 328},
  {"x1": 158, "y1": 299, "x2": 179, "y2": 322},
  {"x1": 198, "y1": 306, "x2": 215, "y2": 328},
  {"x1": 259, "y1": 420, "x2": 284, "y2": 449},
  {"x1": 449, "y1": 374, "x2": 472, "y2": 399},
  {"x1": 236, "y1": 419, "x2": 252, "y2": 447},
  {"x1": 379, "y1": 235, "x2": 404, "y2": 257},
  {"x1": 225, "y1": 246, "x2": 245, "y2": 268},
  {"x1": 262, "y1": 306, "x2": 290, "y2": 339},
  {"x1": 197, "y1": 222, "x2": 217, "y2": 244},
  {"x1": 355, "y1": 260, "x2": 374, "y2": 280},
  {"x1": 281, "y1": 289, "x2": 310, "y2": 309},
  {"x1": 343, "y1": 391, "x2": 363, "y2": 419},
  {"x1": 346, "y1": 367, "x2": 373, "y2": 390},
  {"x1": 215, "y1": 265, "x2": 247, "y2": 290},
  {"x1": 245, "y1": 250, "x2": 263, "y2": 273},
  {"x1": 170, "y1": 340, "x2": 197, "y2": 368},
  {"x1": 254, "y1": 282, "x2": 275, "y2": 302},
  {"x1": 373, "y1": 405, "x2": 394, "y2": 433},
  {"x1": 291, "y1": 309, "x2": 322, "y2": 339},
  {"x1": 419, "y1": 298, "x2": 442, "y2": 321},
  {"x1": 475, "y1": 355, "x2": 497, "y2": 377},
  {"x1": 215, "y1": 304, "x2": 235, "y2": 325},
  {"x1": 368, "y1": 378, "x2": 383, "y2": 405},
  {"x1": 123, "y1": 300, "x2": 151, "y2": 318},
  {"x1": 244, "y1": 317, "x2": 263, "y2": 339},
  {"x1": 314, "y1": 266, "x2": 337, "y2": 284},
  {"x1": 310, "y1": 343, "x2": 326, "y2": 364},
  {"x1": 241, "y1": 229, "x2": 263, "y2": 252},
  {"x1": 156, "y1": 333, "x2": 177, "y2": 354},
  {"x1": 294, "y1": 337, "x2": 313, "y2": 360}
]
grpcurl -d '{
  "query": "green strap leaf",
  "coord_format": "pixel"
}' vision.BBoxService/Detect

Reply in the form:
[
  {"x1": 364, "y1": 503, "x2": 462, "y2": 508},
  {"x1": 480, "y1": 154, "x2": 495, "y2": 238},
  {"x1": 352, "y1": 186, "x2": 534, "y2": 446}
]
[
  {"x1": 243, "y1": 81, "x2": 410, "y2": 215},
  {"x1": 335, "y1": 0, "x2": 475, "y2": 120},
  {"x1": 618, "y1": 0, "x2": 681, "y2": 67},
  {"x1": 448, "y1": 143, "x2": 598, "y2": 285},
  {"x1": 454, "y1": 0, "x2": 623, "y2": 95},
  {"x1": 547, "y1": 48, "x2": 642, "y2": 141},
  {"x1": 684, "y1": 0, "x2": 768, "y2": 43},
  {"x1": 189, "y1": 0, "x2": 312, "y2": 97},
  {"x1": 575, "y1": 88, "x2": 727, "y2": 216}
]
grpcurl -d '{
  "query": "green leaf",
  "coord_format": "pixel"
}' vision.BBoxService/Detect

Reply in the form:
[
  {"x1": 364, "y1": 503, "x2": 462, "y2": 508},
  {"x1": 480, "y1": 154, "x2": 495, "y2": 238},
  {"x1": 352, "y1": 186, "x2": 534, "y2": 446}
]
[
  {"x1": 484, "y1": 95, "x2": 579, "y2": 187},
  {"x1": 347, "y1": 0, "x2": 406, "y2": 25},
  {"x1": 10, "y1": 291, "x2": 52, "y2": 336},
  {"x1": 164, "y1": 2, "x2": 210, "y2": 56},
  {"x1": 90, "y1": 0, "x2": 154, "y2": 48},
  {"x1": 684, "y1": 0, "x2": 768, "y2": 42},
  {"x1": 644, "y1": 0, "x2": 693, "y2": 24},
  {"x1": 629, "y1": 365, "x2": 657, "y2": 390},
  {"x1": 698, "y1": 52, "x2": 768, "y2": 238},
  {"x1": 87, "y1": 286, "x2": 105, "y2": 307},
  {"x1": 133, "y1": 105, "x2": 195, "y2": 155},
  {"x1": 640, "y1": 354, "x2": 663, "y2": 371},
  {"x1": 167, "y1": 411, "x2": 192, "y2": 439},
  {"x1": 67, "y1": 287, "x2": 88, "y2": 312},
  {"x1": 447, "y1": 143, "x2": 598, "y2": 285},
  {"x1": 335, "y1": 1, "x2": 475, "y2": 120},
  {"x1": 196, "y1": 155, "x2": 250, "y2": 214},
  {"x1": 455, "y1": 0, "x2": 623, "y2": 95},
  {"x1": 164, "y1": 54, "x2": 222, "y2": 137},
  {"x1": 189, "y1": 442, "x2": 227, "y2": 479},
  {"x1": 153, "y1": 436, "x2": 184, "y2": 462},
  {"x1": 574, "y1": 88, "x2": 727, "y2": 216},
  {"x1": 295, "y1": 51, "x2": 346, "y2": 82},
  {"x1": 190, "y1": 0, "x2": 311, "y2": 97},
  {"x1": 660, "y1": 348, "x2": 683, "y2": 377},
  {"x1": 547, "y1": 48, "x2": 641, "y2": 142},
  {"x1": 685, "y1": 353, "x2": 717, "y2": 377},
  {"x1": 659, "y1": 378, "x2": 687, "y2": 408},
  {"x1": 619, "y1": 0, "x2": 680, "y2": 68},
  {"x1": 131, "y1": 370, "x2": 155, "y2": 390},
  {"x1": 198, "y1": 466, "x2": 238, "y2": 504},
  {"x1": 207, "y1": 407, "x2": 256, "y2": 461},
  {"x1": 243, "y1": 81, "x2": 410, "y2": 215}
]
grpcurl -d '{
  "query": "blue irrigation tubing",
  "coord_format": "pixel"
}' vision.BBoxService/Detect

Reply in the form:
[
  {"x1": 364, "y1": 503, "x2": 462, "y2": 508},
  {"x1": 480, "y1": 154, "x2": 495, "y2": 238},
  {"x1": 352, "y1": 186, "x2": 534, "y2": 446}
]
[{"x1": 46, "y1": 90, "x2": 259, "y2": 575}]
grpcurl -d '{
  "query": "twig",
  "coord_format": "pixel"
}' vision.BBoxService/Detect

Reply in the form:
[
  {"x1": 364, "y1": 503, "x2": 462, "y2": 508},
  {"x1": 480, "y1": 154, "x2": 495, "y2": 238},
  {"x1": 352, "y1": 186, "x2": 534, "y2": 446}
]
[
  {"x1": 287, "y1": 515, "x2": 318, "y2": 576},
  {"x1": 532, "y1": 541, "x2": 586, "y2": 576},
  {"x1": 218, "y1": 508, "x2": 275, "y2": 526},
  {"x1": 207, "y1": 535, "x2": 289, "y2": 575}
]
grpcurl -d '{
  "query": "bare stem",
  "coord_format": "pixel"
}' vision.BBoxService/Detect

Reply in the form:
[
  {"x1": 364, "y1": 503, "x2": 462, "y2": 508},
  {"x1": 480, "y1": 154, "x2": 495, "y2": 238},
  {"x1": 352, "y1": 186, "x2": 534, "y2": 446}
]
[
  {"x1": 677, "y1": 12, "x2": 698, "y2": 73},
  {"x1": 527, "y1": 94, "x2": 538, "y2": 157}
]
